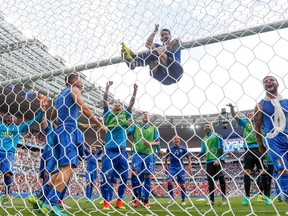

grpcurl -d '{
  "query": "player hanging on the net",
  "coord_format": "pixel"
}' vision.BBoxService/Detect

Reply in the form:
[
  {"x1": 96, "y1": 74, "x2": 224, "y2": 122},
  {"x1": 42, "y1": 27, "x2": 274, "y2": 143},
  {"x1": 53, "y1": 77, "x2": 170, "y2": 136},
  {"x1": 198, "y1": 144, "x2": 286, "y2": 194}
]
[
  {"x1": 0, "y1": 97, "x2": 48, "y2": 205},
  {"x1": 254, "y1": 75, "x2": 288, "y2": 213},
  {"x1": 127, "y1": 111, "x2": 160, "y2": 208},
  {"x1": 84, "y1": 145, "x2": 103, "y2": 203},
  {"x1": 41, "y1": 73, "x2": 106, "y2": 216},
  {"x1": 226, "y1": 103, "x2": 272, "y2": 206},
  {"x1": 121, "y1": 24, "x2": 183, "y2": 85},
  {"x1": 198, "y1": 122, "x2": 227, "y2": 206},
  {"x1": 101, "y1": 80, "x2": 138, "y2": 210},
  {"x1": 164, "y1": 135, "x2": 192, "y2": 206}
]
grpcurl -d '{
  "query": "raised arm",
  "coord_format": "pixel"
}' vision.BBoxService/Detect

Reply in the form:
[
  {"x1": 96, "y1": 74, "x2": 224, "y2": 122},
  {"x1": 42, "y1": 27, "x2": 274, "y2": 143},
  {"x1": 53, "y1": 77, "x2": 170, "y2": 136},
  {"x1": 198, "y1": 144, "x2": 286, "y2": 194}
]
[
  {"x1": 71, "y1": 87, "x2": 107, "y2": 132},
  {"x1": 41, "y1": 114, "x2": 49, "y2": 129},
  {"x1": 19, "y1": 97, "x2": 48, "y2": 133},
  {"x1": 226, "y1": 103, "x2": 240, "y2": 121},
  {"x1": 254, "y1": 103, "x2": 265, "y2": 155},
  {"x1": 127, "y1": 83, "x2": 138, "y2": 111},
  {"x1": 103, "y1": 81, "x2": 113, "y2": 108},
  {"x1": 145, "y1": 24, "x2": 159, "y2": 49}
]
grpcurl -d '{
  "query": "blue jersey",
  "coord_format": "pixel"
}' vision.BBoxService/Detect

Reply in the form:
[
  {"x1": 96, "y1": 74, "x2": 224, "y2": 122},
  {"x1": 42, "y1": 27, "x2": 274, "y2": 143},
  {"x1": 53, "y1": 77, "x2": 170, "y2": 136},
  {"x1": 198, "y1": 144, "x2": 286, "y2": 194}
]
[
  {"x1": 166, "y1": 145, "x2": 189, "y2": 168},
  {"x1": 0, "y1": 112, "x2": 44, "y2": 153},
  {"x1": 55, "y1": 88, "x2": 79, "y2": 128},
  {"x1": 155, "y1": 43, "x2": 181, "y2": 63},
  {"x1": 259, "y1": 99, "x2": 288, "y2": 135},
  {"x1": 103, "y1": 107, "x2": 131, "y2": 150},
  {"x1": 85, "y1": 149, "x2": 103, "y2": 171}
]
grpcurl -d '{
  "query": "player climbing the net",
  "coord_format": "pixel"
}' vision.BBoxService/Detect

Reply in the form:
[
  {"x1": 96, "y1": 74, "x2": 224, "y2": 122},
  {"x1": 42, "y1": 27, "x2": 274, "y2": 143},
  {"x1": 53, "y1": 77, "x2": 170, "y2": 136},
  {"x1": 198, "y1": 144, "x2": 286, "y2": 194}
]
[{"x1": 121, "y1": 24, "x2": 183, "y2": 85}]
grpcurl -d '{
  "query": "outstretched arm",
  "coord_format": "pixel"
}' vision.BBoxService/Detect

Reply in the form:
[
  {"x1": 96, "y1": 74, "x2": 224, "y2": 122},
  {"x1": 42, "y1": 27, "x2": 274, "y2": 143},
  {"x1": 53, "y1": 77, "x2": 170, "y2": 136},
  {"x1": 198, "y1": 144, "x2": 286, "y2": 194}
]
[
  {"x1": 145, "y1": 24, "x2": 159, "y2": 49},
  {"x1": 254, "y1": 103, "x2": 265, "y2": 155},
  {"x1": 226, "y1": 103, "x2": 240, "y2": 121},
  {"x1": 103, "y1": 81, "x2": 113, "y2": 108},
  {"x1": 127, "y1": 84, "x2": 138, "y2": 111},
  {"x1": 19, "y1": 97, "x2": 48, "y2": 133},
  {"x1": 71, "y1": 87, "x2": 107, "y2": 133}
]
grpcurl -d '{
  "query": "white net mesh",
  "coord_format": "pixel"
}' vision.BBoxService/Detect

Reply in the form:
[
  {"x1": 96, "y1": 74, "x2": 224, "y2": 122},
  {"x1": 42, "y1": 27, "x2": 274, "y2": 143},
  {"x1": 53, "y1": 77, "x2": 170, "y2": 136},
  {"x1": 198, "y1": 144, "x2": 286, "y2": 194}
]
[{"x1": 1, "y1": 0, "x2": 288, "y2": 215}]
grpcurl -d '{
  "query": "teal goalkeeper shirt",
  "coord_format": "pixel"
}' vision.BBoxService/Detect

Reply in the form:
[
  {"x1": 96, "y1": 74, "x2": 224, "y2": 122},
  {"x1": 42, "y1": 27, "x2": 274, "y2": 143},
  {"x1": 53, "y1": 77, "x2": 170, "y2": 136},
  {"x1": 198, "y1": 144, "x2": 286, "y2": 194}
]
[{"x1": 0, "y1": 112, "x2": 44, "y2": 153}]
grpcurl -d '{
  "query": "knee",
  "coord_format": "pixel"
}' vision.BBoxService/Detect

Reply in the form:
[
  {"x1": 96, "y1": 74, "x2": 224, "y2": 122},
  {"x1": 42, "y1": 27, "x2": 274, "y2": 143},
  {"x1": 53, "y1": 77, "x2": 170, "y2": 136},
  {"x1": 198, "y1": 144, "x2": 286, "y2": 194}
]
[
  {"x1": 144, "y1": 174, "x2": 150, "y2": 179},
  {"x1": 4, "y1": 173, "x2": 11, "y2": 179},
  {"x1": 167, "y1": 180, "x2": 173, "y2": 185},
  {"x1": 132, "y1": 170, "x2": 139, "y2": 175},
  {"x1": 244, "y1": 170, "x2": 251, "y2": 175}
]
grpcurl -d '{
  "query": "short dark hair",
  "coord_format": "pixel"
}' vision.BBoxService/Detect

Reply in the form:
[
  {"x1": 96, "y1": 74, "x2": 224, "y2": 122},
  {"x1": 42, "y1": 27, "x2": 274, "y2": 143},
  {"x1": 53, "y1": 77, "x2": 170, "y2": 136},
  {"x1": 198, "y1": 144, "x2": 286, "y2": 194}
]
[
  {"x1": 263, "y1": 75, "x2": 278, "y2": 84},
  {"x1": 65, "y1": 73, "x2": 79, "y2": 85},
  {"x1": 160, "y1": 28, "x2": 171, "y2": 34}
]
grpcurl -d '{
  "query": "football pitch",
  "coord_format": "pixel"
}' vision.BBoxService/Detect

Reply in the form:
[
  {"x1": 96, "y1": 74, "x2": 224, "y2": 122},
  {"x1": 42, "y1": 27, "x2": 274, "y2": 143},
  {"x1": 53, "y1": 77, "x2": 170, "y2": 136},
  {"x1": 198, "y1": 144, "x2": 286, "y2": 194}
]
[{"x1": 0, "y1": 197, "x2": 286, "y2": 216}]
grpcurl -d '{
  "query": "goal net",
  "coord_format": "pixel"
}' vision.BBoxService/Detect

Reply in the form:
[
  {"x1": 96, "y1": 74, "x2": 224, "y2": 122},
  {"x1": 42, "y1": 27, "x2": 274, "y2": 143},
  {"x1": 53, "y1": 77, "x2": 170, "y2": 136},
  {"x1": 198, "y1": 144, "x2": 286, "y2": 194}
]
[{"x1": 0, "y1": 0, "x2": 288, "y2": 215}]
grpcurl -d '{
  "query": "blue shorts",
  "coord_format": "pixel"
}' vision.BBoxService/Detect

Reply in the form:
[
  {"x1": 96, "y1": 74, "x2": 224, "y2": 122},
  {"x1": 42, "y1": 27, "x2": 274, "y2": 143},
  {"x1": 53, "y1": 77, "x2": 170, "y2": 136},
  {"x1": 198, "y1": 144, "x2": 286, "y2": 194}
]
[
  {"x1": 39, "y1": 147, "x2": 58, "y2": 179},
  {"x1": 168, "y1": 167, "x2": 185, "y2": 184},
  {"x1": 54, "y1": 126, "x2": 83, "y2": 168},
  {"x1": 0, "y1": 151, "x2": 14, "y2": 175},
  {"x1": 101, "y1": 149, "x2": 129, "y2": 183},
  {"x1": 150, "y1": 54, "x2": 183, "y2": 85},
  {"x1": 265, "y1": 134, "x2": 288, "y2": 172},
  {"x1": 86, "y1": 170, "x2": 97, "y2": 185},
  {"x1": 131, "y1": 153, "x2": 154, "y2": 175}
]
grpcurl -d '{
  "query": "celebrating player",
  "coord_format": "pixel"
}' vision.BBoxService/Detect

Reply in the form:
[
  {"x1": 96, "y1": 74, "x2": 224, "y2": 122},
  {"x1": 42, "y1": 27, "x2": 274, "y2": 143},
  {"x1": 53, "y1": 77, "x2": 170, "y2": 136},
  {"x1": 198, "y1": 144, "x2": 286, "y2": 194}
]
[
  {"x1": 164, "y1": 135, "x2": 191, "y2": 206},
  {"x1": 85, "y1": 145, "x2": 103, "y2": 203},
  {"x1": 121, "y1": 24, "x2": 183, "y2": 85},
  {"x1": 198, "y1": 123, "x2": 227, "y2": 206},
  {"x1": 0, "y1": 98, "x2": 48, "y2": 205},
  {"x1": 127, "y1": 111, "x2": 160, "y2": 208},
  {"x1": 226, "y1": 103, "x2": 271, "y2": 206},
  {"x1": 101, "y1": 80, "x2": 138, "y2": 210},
  {"x1": 254, "y1": 75, "x2": 288, "y2": 213},
  {"x1": 41, "y1": 73, "x2": 106, "y2": 216}
]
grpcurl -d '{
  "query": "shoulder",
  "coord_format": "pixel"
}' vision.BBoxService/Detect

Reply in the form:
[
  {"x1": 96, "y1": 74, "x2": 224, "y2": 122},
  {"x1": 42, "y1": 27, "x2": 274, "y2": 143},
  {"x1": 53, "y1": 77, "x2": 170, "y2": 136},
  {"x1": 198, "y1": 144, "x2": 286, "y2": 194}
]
[{"x1": 71, "y1": 86, "x2": 81, "y2": 94}]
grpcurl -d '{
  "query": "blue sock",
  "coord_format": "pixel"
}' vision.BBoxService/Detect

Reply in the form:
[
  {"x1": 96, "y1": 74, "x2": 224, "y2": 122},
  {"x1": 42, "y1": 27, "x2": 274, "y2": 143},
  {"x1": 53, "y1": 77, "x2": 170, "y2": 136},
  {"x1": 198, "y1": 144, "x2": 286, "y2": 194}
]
[
  {"x1": 131, "y1": 174, "x2": 140, "y2": 198},
  {"x1": 108, "y1": 185, "x2": 113, "y2": 200},
  {"x1": 278, "y1": 173, "x2": 288, "y2": 202},
  {"x1": 168, "y1": 184, "x2": 174, "y2": 199},
  {"x1": 60, "y1": 185, "x2": 68, "y2": 200},
  {"x1": 143, "y1": 177, "x2": 151, "y2": 202},
  {"x1": 275, "y1": 180, "x2": 281, "y2": 196},
  {"x1": 4, "y1": 177, "x2": 12, "y2": 195},
  {"x1": 181, "y1": 187, "x2": 186, "y2": 201},
  {"x1": 100, "y1": 182, "x2": 109, "y2": 201},
  {"x1": 86, "y1": 185, "x2": 92, "y2": 199},
  {"x1": 41, "y1": 183, "x2": 52, "y2": 202},
  {"x1": 118, "y1": 179, "x2": 127, "y2": 200},
  {"x1": 45, "y1": 189, "x2": 62, "y2": 206},
  {"x1": 141, "y1": 187, "x2": 145, "y2": 200}
]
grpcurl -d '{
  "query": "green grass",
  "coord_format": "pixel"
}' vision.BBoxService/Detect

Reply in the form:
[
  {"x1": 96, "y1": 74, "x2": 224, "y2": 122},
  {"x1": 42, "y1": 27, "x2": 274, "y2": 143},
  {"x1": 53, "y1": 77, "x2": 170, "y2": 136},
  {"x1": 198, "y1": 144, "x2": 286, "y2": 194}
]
[{"x1": 0, "y1": 197, "x2": 287, "y2": 216}]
